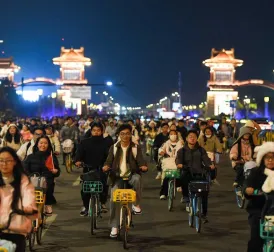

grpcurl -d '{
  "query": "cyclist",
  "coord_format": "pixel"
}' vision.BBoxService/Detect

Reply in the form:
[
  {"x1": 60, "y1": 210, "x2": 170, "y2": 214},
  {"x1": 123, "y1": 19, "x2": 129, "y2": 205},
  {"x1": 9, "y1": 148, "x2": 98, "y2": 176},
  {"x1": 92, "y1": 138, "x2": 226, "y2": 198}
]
[
  {"x1": 75, "y1": 122, "x2": 110, "y2": 216},
  {"x1": 230, "y1": 127, "x2": 255, "y2": 187},
  {"x1": 153, "y1": 123, "x2": 169, "y2": 180},
  {"x1": 24, "y1": 136, "x2": 60, "y2": 216},
  {"x1": 16, "y1": 127, "x2": 45, "y2": 161},
  {"x1": 176, "y1": 130, "x2": 213, "y2": 222},
  {"x1": 0, "y1": 147, "x2": 37, "y2": 252},
  {"x1": 45, "y1": 124, "x2": 61, "y2": 155},
  {"x1": 244, "y1": 142, "x2": 274, "y2": 252},
  {"x1": 102, "y1": 124, "x2": 148, "y2": 238},
  {"x1": 159, "y1": 130, "x2": 183, "y2": 199}
]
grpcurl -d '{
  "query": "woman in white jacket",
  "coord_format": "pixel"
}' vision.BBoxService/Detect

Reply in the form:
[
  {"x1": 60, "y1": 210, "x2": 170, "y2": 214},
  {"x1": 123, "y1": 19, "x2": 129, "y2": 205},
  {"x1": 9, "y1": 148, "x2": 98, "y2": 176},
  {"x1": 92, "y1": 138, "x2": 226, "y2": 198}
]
[{"x1": 159, "y1": 130, "x2": 183, "y2": 200}]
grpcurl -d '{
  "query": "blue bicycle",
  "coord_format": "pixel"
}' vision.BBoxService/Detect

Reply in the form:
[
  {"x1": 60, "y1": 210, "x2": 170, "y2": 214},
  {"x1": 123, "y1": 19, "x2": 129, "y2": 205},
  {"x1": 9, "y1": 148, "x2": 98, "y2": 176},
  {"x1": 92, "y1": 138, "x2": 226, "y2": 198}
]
[{"x1": 188, "y1": 180, "x2": 210, "y2": 233}]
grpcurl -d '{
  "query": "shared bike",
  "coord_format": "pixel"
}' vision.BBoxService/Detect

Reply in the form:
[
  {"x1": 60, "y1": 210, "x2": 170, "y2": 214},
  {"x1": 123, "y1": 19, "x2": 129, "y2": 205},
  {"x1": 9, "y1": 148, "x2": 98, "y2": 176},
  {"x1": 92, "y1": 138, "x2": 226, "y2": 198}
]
[
  {"x1": 188, "y1": 174, "x2": 210, "y2": 233},
  {"x1": 113, "y1": 177, "x2": 136, "y2": 250},
  {"x1": 62, "y1": 139, "x2": 74, "y2": 173},
  {"x1": 164, "y1": 169, "x2": 180, "y2": 211}
]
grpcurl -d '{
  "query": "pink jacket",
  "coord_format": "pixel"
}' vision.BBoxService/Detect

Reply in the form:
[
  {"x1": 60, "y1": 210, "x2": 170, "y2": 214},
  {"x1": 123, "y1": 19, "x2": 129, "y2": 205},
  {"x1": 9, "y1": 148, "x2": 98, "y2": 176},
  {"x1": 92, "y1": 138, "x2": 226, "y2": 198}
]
[
  {"x1": 0, "y1": 175, "x2": 37, "y2": 236},
  {"x1": 230, "y1": 140, "x2": 253, "y2": 168}
]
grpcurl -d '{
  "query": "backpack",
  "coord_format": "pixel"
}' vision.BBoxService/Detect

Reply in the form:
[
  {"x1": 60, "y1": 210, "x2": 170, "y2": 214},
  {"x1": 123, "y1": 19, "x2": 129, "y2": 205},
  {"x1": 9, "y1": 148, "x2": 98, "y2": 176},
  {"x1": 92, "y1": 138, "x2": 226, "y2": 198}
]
[
  {"x1": 24, "y1": 142, "x2": 32, "y2": 160},
  {"x1": 113, "y1": 141, "x2": 137, "y2": 159}
]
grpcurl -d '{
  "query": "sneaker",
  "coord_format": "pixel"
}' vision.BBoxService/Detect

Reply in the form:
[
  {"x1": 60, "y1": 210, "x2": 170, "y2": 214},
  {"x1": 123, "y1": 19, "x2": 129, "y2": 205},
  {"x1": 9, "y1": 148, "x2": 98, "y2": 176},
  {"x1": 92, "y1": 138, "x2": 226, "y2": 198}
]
[
  {"x1": 233, "y1": 182, "x2": 238, "y2": 187},
  {"x1": 160, "y1": 195, "x2": 166, "y2": 200},
  {"x1": 80, "y1": 207, "x2": 88, "y2": 217},
  {"x1": 201, "y1": 215, "x2": 209, "y2": 224},
  {"x1": 155, "y1": 172, "x2": 162, "y2": 180},
  {"x1": 132, "y1": 205, "x2": 142, "y2": 215},
  {"x1": 45, "y1": 205, "x2": 53, "y2": 216},
  {"x1": 186, "y1": 203, "x2": 190, "y2": 213},
  {"x1": 110, "y1": 227, "x2": 118, "y2": 238},
  {"x1": 211, "y1": 179, "x2": 220, "y2": 186},
  {"x1": 101, "y1": 204, "x2": 108, "y2": 213},
  {"x1": 180, "y1": 196, "x2": 189, "y2": 204}
]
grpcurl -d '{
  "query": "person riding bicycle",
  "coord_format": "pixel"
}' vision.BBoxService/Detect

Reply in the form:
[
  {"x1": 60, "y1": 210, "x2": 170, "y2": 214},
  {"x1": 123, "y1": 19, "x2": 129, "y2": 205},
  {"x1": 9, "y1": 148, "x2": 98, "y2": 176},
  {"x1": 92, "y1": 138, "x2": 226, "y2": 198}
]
[
  {"x1": 230, "y1": 127, "x2": 255, "y2": 187},
  {"x1": 159, "y1": 130, "x2": 183, "y2": 199},
  {"x1": 176, "y1": 130, "x2": 214, "y2": 223},
  {"x1": 0, "y1": 147, "x2": 37, "y2": 252},
  {"x1": 60, "y1": 117, "x2": 79, "y2": 165},
  {"x1": 102, "y1": 123, "x2": 148, "y2": 238},
  {"x1": 244, "y1": 142, "x2": 274, "y2": 252},
  {"x1": 75, "y1": 122, "x2": 110, "y2": 216}
]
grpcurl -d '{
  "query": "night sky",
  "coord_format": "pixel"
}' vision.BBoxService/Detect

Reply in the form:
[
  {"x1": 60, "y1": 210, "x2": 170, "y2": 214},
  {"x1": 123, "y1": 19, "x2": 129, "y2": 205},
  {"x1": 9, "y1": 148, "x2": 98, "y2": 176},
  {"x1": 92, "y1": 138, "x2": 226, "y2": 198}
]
[{"x1": 1, "y1": 0, "x2": 274, "y2": 106}]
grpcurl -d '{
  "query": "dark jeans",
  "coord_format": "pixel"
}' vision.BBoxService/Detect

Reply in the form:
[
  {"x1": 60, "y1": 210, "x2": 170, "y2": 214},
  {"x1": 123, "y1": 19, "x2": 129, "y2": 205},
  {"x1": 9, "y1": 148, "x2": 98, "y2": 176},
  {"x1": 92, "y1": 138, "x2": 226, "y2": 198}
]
[
  {"x1": 46, "y1": 179, "x2": 55, "y2": 205},
  {"x1": 160, "y1": 178, "x2": 181, "y2": 196},
  {"x1": 81, "y1": 172, "x2": 108, "y2": 209},
  {"x1": 0, "y1": 233, "x2": 26, "y2": 252},
  {"x1": 210, "y1": 168, "x2": 217, "y2": 180},
  {"x1": 181, "y1": 171, "x2": 209, "y2": 215},
  {"x1": 234, "y1": 164, "x2": 244, "y2": 184},
  {"x1": 247, "y1": 214, "x2": 263, "y2": 252}
]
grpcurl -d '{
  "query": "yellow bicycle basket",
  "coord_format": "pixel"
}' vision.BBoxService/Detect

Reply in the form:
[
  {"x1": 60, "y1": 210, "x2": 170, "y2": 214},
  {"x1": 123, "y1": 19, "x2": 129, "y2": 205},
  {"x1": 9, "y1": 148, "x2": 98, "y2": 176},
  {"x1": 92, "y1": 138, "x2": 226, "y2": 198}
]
[
  {"x1": 0, "y1": 248, "x2": 8, "y2": 252},
  {"x1": 113, "y1": 189, "x2": 136, "y2": 203},
  {"x1": 35, "y1": 190, "x2": 44, "y2": 204}
]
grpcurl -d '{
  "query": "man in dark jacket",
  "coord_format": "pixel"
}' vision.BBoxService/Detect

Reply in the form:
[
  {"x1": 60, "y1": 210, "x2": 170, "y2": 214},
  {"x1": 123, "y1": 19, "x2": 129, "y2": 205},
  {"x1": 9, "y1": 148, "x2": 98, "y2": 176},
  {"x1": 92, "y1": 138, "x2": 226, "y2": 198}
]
[
  {"x1": 177, "y1": 120, "x2": 188, "y2": 142},
  {"x1": 176, "y1": 130, "x2": 213, "y2": 223},
  {"x1": 75, "y1": 122, "x2": 109, "y2": 216},
  {"x1": 103, "y1": 124, "x2": 147, "y2": 238},
  {"x1": 153, "y1": 123, "x2": 169, "y2": 179}
]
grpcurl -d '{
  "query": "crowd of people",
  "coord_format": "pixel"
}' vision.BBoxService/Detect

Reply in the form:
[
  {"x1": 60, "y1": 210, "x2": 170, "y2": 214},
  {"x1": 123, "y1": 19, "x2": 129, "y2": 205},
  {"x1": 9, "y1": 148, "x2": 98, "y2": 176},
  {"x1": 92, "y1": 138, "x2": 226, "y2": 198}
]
[{"x1": 0, "y1": 114, "x2": 273, "y2": 252}]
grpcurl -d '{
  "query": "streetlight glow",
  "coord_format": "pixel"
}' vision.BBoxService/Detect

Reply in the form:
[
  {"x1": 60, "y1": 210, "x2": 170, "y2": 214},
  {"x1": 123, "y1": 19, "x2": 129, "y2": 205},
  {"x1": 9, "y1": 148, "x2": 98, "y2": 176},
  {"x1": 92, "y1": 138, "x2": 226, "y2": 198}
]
[
  {"x1": 106, "y1": 81, "x2": 113, "y2": 86},
  {"x1": 51, "y1": 92, "x2": 57, "y2": 99},
  {"x1": 264, "y1": 97, "x2": 270, "y2": 103}
]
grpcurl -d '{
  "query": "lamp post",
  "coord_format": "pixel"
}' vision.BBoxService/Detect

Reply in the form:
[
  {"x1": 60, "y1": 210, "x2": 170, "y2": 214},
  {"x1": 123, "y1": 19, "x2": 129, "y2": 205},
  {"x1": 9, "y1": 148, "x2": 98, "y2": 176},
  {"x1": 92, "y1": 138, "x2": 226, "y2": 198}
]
[
  {"x1": 51, "y1": 92, "x2": 57, "y2": 116},
  {"x1": 244, "y1": 98, "x2": 250, "y2": 119},
  {"x1": 264, "y1": 97, "x2": 270, "y2": 119}
]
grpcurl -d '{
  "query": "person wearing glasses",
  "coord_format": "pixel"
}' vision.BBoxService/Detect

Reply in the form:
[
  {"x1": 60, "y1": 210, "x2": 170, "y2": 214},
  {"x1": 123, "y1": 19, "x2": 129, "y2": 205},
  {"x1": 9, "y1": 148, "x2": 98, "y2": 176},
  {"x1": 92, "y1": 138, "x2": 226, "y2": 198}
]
[
  {"x1": 16, "y1": 127, "x2": 45, "y2": 161},
  {"x1": 0, "y1": 147, "x2": 37, "y2": 252},
  {"x1": 103, "y1": 124, "x2": 148, "y2": 238}
]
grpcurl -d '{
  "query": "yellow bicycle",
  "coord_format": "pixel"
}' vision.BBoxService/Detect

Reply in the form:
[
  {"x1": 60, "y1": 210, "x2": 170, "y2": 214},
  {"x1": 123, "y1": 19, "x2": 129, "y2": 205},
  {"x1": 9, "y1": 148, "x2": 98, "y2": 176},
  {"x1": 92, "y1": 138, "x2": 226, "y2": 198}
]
[
  {"x1": 28, "y1": 190, "x2": 46, "y2": 251},
  {"x1": 113, "y1": 178, "x2": 136, "y2": 250}
]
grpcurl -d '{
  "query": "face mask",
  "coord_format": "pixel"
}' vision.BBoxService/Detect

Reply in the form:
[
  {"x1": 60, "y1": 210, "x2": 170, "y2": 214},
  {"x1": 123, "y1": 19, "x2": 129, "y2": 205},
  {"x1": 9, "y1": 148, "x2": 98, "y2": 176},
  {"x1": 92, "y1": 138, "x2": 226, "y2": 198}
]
[
  {"x1": 170, "y1": 135, "x2": 177, "y2": 142},
  {"x1": 205, "y1": 134, "x2": 211, "y2": 138}
]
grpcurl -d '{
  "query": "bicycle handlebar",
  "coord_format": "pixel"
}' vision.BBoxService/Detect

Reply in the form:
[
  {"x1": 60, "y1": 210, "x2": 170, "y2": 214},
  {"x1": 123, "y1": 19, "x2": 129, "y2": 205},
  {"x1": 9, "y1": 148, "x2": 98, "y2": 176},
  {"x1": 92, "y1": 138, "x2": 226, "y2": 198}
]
[{"x1": 0, "y1": 209, "x2": 38, "y2": 232}]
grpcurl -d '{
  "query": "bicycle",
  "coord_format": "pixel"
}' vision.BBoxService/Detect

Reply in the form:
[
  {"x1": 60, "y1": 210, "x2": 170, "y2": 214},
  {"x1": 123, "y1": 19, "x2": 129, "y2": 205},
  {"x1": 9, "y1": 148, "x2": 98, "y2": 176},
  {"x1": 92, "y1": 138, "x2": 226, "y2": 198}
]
[
  {"x1": 80, "y1": 164, "x2": 103, "y2": 235},
  {"x1": 188, "y1": 175, "x2": 210, "y2": 233},
  {"x1": 62, "y1": 139, "x2": 74, "y2": 173},
  {"x1": 164, "y1": 169, "x2": 180, "y2": 211},
  {"x1": 0, "y1": 209, "x2": 38, "y2": 252},
  {"x1": 113, "y1": 177, "x2": 136, "y2": 250}
]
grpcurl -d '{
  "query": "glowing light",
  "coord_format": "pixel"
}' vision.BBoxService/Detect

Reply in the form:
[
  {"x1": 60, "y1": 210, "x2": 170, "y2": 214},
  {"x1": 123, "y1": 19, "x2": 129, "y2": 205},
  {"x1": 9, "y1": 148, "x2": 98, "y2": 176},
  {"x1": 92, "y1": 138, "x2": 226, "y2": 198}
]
[
  {"x1": 264, "y1": 97, "x2": 270, "y2": 103},
  {"x1": 106, "y1": 81, "x2": 113, "y2": 86},
  {"x1": 51, "y1": 92, "x2": 57, "y2": 99},
  {"x1": 0, "y1": 40, "x2": 3, "y2": 43},
  {"x1": 37, "y1": 89, "x2": 43, "y2": 95},
  {"x1": 22, "y1": 91, "x2": 40, "y2": 102},
  {"x1": 95, "y1": 92, "x2": 99, "y2": 94},
  {"x1": 81, "y1": 100, "x2": 86, "y2": 105},
  {"x1": 1, "y1": 51, "x2": 4, "y2": 54}
]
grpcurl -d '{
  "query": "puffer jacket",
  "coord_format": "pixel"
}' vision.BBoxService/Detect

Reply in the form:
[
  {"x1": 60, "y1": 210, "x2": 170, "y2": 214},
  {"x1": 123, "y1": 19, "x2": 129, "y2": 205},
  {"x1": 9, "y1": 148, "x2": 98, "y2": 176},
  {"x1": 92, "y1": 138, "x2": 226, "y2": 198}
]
[{"x1": 0, "y1": 175, "x2": 37, "y2": 236}]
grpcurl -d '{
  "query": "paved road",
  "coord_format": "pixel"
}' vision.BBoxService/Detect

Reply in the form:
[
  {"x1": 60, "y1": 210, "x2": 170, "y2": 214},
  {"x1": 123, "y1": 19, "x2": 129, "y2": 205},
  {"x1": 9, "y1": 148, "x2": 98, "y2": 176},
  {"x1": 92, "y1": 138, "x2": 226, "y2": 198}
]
[{"x1": 35, "y1": 154, "x2": 249, "y2": 252}]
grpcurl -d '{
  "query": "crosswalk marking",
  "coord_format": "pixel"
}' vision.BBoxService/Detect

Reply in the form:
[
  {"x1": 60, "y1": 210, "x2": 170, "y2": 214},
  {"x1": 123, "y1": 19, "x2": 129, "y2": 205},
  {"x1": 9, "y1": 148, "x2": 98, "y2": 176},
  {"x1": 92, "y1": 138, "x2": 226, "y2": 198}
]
[{"x1": 72, "y1": 176, "x2": 81, "y2": 186}]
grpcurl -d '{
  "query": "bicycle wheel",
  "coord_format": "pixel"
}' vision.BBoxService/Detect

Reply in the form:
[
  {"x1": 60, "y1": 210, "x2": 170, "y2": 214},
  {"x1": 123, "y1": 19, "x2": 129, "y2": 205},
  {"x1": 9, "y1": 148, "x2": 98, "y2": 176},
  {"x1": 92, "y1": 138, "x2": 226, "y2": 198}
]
[
  {"x1": 120, "y1": 207, "x2": 128, "y2": 249},
  {"x1": 28, "y1": 228, "x2": 35, "y2": 251},
  {"x1": 168, "y1": 180, "x2": 174, "y2": 211},
  {"x1": 195, "y1": 197, "x2": 202, "y2": 233},
  {"x1": 65, "y1": 154, "x2": 72, "y2": 173},
  {"x1": 89, "y1": 197, "x2": 95, "y2": 235},
  {"x1": 188, "y1": 199, "x2": 194, "y2": 227},
  {"x1": 235, "y1": 186, "x2": 245, "y2": 209},
  {"x1": 36, "y1": 214, "x2": 44, "y2": 245}
]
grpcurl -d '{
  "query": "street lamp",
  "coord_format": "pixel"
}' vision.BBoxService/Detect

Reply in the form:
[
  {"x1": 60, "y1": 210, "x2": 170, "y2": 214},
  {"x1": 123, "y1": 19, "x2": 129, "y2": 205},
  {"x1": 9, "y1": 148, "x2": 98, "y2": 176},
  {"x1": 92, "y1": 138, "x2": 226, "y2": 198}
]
[
  {"x1": 51, "y1": 92, "x2": 57, "y2": 116},
  {"x1": 106, "y1": 81, "x2": 113, "y2": 86},
  {"x1": 244, "y1": 98, "x2": 250, "y2": 119},
  {"x1": 264, "y1": 97, "x2": 270, "y2": 119}
]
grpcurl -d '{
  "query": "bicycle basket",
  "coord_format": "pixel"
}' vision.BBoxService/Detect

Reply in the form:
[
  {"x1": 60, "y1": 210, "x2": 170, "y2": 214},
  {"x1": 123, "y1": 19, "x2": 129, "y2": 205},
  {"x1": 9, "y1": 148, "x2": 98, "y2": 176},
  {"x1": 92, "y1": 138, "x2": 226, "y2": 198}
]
[
  {"x1": 62, "y1": 139, "x2": 74, "y2": 153},
  {"x1": 260, "y1": 219, "x2": 274, "y2": 239},
  {"x1": 113, "y1": 189, "x2": 136, "y2": 203},
  {"x1": 0, "y1": 239, "x2": 16, "y2": 252},
  {"x1": 35, "y1": 190, "x2": 44, "y2": 204},
  {"x1": 82, "y1": 181, "x2": 103, "y2": 193},
  {"x1": 188, "y1": 181, "x2": 209, "y2": 193},
  {"x1": 164, "y1": 169, "x2": 180, "y2": 179}
]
